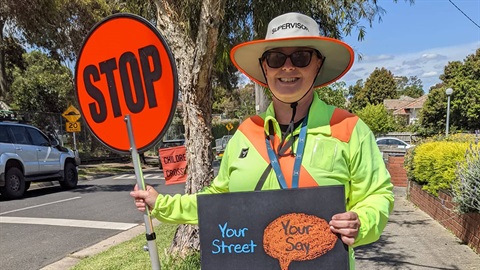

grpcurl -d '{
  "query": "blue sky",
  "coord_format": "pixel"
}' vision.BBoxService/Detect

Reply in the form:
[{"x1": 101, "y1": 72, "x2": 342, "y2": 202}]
[{"x1": 341, "y1": 0, "x2": 480, "y2": 92}]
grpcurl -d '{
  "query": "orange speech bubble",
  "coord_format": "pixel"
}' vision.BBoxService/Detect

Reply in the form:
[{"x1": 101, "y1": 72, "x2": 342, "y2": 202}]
[{"x1": 263, "y1": 213, "x2": 337, "y2": 270}]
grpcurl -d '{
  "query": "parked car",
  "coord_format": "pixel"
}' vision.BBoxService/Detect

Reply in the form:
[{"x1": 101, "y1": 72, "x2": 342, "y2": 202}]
[
  {"x1": 376, "y1": 137, "x2": 414, "y2": 150},
  {"x1": 0, "y1": 122, "x2": 80, "y2": 199},
  {"x1": 214, "y1": 135, "x2": 232, "y2": 160},
  {"x1": 157, "y1": 139, "x2": 185, "y2": 169}
]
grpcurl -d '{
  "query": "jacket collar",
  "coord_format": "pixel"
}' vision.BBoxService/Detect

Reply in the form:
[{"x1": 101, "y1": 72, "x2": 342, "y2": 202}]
[{"x1": 262, "y1": 92, "x2": 332, "y2": 137}]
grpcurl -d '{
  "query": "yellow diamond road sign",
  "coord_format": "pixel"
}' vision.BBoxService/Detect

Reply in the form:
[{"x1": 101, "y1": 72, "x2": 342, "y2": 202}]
[{"x1": 62, "y1": 105, "x2": 81, "y2": 123}]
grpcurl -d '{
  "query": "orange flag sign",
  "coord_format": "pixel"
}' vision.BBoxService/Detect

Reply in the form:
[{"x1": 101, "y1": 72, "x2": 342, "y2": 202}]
[{"x1": 159, "y1": 145, "x2": 187, "y2": 185}]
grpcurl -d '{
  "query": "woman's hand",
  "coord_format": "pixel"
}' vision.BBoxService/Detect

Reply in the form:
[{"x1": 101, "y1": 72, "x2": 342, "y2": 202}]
[
  {"x1": 129, "y1": 184, "x2": 159, "y2": 213},
  {"x1": 329, "y1": 211, "x2": 360, "y2": 246}
]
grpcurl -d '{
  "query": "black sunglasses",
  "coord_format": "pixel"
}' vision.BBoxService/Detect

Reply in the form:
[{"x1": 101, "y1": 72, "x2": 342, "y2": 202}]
[{"x1": 260, "y1": 50, "x2": 322, "y2": 68}]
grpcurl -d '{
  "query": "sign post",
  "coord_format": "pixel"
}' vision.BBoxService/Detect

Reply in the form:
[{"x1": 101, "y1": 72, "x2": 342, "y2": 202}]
[
  {"x1": 75, "y1": 13, "x2": 179, "y2": 270},
  {"x1": 62, "y1": 105, "x2": 82, "y2": 151},
  {"x1": 226, "y1": 122, "x2": 233, "y2": 135},
  {"x1": 125, "y1": 115, "x2": 159, "y2": 268}
]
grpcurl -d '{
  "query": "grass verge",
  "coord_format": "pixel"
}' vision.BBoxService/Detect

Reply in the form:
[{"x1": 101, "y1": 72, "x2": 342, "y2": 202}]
[
  {"x1": 71, "y1": 223, "x2": 201, "y2": 270},
  {"x1": 77, "y1": 159, "x2": 159, "y2": 179}
]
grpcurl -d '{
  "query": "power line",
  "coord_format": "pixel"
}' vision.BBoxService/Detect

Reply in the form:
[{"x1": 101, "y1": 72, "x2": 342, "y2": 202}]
[{"x1": 448, "y1": 0, "x2": 480, "y2": 29}]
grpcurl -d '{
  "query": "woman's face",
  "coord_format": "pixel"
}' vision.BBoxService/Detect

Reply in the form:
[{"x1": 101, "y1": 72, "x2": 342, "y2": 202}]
[{"x1": 262, "y1": 47, "x2": 322, "y2": 103}]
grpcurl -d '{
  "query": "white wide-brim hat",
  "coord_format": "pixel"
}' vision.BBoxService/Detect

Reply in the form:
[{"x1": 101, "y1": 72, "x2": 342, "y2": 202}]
[{"x1": 230, "y1": 12, "x2": 354, "y2": 88}]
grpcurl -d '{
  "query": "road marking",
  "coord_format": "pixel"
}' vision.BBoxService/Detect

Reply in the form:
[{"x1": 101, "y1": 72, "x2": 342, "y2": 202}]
[
  {"x1": 113, "y1": 174, "x2": 130, "y2": 179},
  {"x1": 0, "y1": 197, "x2": 82, "y2": 216},
  {"x1": 0, "y1": 216, "x2": 137, "y2": 230},
  {"x1": 113, "y1": 174, "x2": 164, "y2": 180},
  {"x1": 143, "y1": 174, "x2": 163, "y2": 179}
]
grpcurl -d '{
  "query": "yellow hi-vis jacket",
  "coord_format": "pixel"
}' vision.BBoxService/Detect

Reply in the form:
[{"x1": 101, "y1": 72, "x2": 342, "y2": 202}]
[{"x1": 152, "y1": 92, "x2": 394, "y2": 269}]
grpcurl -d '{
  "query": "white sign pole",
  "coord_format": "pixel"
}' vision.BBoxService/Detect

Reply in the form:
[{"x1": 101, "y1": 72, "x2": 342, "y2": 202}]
[{"x1": 124, "y1": 114, "x2": 161, "y2": 270}]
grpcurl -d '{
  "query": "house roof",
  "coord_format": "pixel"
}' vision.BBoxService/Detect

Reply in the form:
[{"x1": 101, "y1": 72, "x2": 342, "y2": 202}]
[
  {"x1": 393, "y1": 108, "x2": 409, "y2": 115},
  {"x1": 403, "y1": 95, "x2": 428, "y2": 109},
  {"x1": 390, "y1": 95, "x2": 428, "y2": 115},
  {"x1": 384, "y1": 96, "x2": 416, "y2": 111}
]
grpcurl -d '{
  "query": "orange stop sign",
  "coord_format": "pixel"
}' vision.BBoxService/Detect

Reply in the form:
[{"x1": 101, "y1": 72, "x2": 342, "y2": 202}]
[{"x1": 75, "y1": 14, "x2": 178, "y2": 153}]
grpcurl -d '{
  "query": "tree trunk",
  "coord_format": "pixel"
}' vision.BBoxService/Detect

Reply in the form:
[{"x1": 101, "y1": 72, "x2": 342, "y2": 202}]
[{"x1": 155, "y1": 0, "x2": 226, "y2": 255}]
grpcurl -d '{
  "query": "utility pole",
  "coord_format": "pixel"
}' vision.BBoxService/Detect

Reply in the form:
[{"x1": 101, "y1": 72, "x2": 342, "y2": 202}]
[{"x1": 255, "y1": 83, "x2": 269, "y2": 114}]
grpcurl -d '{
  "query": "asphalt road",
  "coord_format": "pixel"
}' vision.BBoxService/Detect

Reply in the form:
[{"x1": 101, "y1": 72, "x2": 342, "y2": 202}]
[{"x1": 0, "y1": 168, "x2": 185, "y2": 270}]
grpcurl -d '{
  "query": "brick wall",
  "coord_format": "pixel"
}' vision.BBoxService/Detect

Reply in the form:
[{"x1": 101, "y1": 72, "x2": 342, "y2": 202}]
[
  {"x1": 408, "y1": 181, "x2": 480, "y2": 254},
  {"x1": 386, "y1": 156, "x2": 407, "y2": 187}
]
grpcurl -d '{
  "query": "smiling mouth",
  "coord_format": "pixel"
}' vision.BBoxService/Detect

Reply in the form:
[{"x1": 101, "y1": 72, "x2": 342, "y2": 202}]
[{"x1": 279, "y1": 77, "x2": 299, "y2": 82}]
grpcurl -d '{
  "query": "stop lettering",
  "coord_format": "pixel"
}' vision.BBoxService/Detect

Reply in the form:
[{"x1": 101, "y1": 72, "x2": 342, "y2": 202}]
[{"x1": 75, "y1": 14, "x2": 178, "y2": 153}]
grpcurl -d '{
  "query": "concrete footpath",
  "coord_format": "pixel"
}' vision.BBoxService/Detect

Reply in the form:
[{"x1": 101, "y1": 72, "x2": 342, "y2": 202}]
[
  {"x1": 43, "y1": 187, "x2": 480, "y2": 270},
  {"x1": 355, "y1": 187, "x2": 480, "y2": 270}
]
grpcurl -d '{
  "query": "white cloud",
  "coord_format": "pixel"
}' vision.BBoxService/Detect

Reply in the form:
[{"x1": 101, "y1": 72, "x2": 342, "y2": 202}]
[
  {"x1": 341, "y1": 41, "x2": 480, "y2": 91},
  {"x1": 364, "y1": 54, "x2": 395, "y2": 62},
  {"x1": 421, "y1": 53, "x2": 443, "y2": 60},
  {"x1": 422, "y1": 71, "x2": 438, "y2": 77}
]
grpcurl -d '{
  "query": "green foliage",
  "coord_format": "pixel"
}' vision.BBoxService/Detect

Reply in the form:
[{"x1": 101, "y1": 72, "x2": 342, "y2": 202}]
[
  {"x1": 396, "y1": 75, "x2": 424, "y2": 98},
  {"x1": 350, "y1": 68, "x2": 397, "y2": 111},
  {"x1": 452, "y1": 144, "x2": 480, "y2": 213},
  {"x1": 347, "y1": 79, "x2": 364, "y2": 100},
  {"x1": 364, "y1": 67, "x2": 398, "y2": 103},
  {"x1": 213, "y1": 86, "x2": 236, "y2": 117},
  {"x1": 355, "y1": 103, "x2": 396, "y2": 136},
  {"x1": 417, "y1": 88, "x2": 447, "y2": 135},
  {"x1": 10, "y1": 51, "x2": 75, "y2": 130},
  {"x1": 9, "y1": 51, "x2": 73, "y2": 127},
  {"x1": 315, "y1": 81, "x2": 348, "y2": 109},
  {"x1": 3, "y1": 0, "x2": 115, "y2": 61},
  {"x1": 235, "y1": 83, "x2": 256, "y2": 119},
  {"x1": 403, "y1": 146, "x2": 416, "y2": 181},
  {"x1": 411, "y1": 141, "x2": 470, "y2": 195},
  {"x1": 213, "y1": 83, "x2": 255, "y2": 120},
  {"x1": 2, "y1": 37, "x2": 26, "y2": 89},
  {"x1": 349, "y1": 67, "x2": 398, "y2": 111},
  {"x1": 420, "y1": 49, "x2": 480, "y2": 135}
]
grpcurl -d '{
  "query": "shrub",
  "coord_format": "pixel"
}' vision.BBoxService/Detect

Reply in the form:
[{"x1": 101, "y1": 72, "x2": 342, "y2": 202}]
[
  {"x1": 452, "y1": 144, "x2": 480, "y2": 213},
  {"x1": 355, "y1": 103, "x2": 396, "y2": 136},
  {"x1": 412, "y1": 141, "x2": 470, "y2": 195},
  {"x1": 403, "y1": 147, "x2": 416, "y2": 181}
]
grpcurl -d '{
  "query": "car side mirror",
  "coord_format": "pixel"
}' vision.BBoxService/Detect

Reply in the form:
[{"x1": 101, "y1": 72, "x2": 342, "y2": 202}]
[
  {"x1": 51, "y1": 139, "x2": 59, "y2": 147},
  {"x1": 48, "y1": 133, "x2": 60, "y2": 147}
]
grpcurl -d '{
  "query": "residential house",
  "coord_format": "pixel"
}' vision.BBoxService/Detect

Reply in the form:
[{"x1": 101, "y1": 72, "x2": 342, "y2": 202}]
[{"x1": 384, "y1": 95, "x2": 428, "y2": 125}]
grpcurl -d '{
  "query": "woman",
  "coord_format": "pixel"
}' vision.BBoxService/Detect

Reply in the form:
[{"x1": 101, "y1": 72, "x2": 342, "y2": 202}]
[{"x1": 131, "y1": 12, "x2": 394, "y2": 269}]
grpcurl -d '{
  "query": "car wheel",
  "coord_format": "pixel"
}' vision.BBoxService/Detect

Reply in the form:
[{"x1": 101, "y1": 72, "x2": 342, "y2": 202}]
[
  {"x1": 0, "y1": 167, "x2": 26, "y2": 199},
  {"x1": 60, "y1": 162, "x2": 78, "y2": 189}
]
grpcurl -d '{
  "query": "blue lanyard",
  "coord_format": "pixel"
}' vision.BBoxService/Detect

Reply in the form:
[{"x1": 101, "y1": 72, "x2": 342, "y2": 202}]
[{"x1": 265, "y1": 116, "x2": 308, "y2": 189}]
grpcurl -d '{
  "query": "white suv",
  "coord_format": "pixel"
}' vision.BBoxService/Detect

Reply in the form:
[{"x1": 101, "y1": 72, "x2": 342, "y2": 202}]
[{"x1": 0, "y1": 122, "x2": 79, "y2": 199}]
